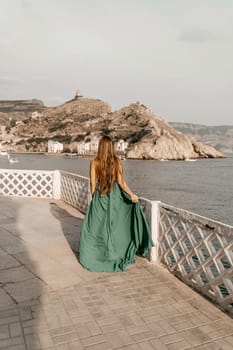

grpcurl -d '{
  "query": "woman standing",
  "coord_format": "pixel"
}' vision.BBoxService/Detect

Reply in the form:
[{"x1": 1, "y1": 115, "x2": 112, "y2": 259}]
[{"x1": 79, "y1": 136, "x2": 153, "y2": 272}]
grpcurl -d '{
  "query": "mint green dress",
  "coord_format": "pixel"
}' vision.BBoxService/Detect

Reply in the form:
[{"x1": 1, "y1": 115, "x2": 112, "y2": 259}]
[{"x1": 79, "y1": 183, "x2": 153, "y2": 272}]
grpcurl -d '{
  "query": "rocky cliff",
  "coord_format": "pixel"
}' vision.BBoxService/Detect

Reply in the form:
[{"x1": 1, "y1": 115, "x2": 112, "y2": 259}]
[
  {"x1": 108, "y1": 104, "x2": 223, "y2": 159},
  {"x1": 0, "y1": 96, "x2": 224, "y2": 159}
]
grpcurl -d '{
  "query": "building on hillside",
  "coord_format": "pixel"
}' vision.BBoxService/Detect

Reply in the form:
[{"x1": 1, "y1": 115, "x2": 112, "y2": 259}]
[
  {"x1": 32, "y1": 111, "x2": 41, "y2": 119},
  {"x1": 77, "y1": 137, "x2": 100, "y2": 155},
  {"x1": 90, "y1": 137, "x2": 100, "y2": 153},
  {"x1": 77, "y1": 142, "x2": 90, "y2": 155},
  {"x1": 115, "y1": 139, "x2": 128, "y2": 153},
  {"x1": 48, "y1": 140, "x2": 63, "y2": 153}
]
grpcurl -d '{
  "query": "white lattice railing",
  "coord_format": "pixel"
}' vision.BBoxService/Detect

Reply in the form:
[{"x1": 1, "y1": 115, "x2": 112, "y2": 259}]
[
  {"x1": 156, "y1": 202, "x2": 233, "y2": 316},
  {"x1": 60, "y1": 171, "x2": 90, "y2": 214},
  {"x1": 0, "y1": 169, "x2": 54, "y2": 198},
  {"x1": 0, "y1": 169, "x2": 90, "y2": 213}
]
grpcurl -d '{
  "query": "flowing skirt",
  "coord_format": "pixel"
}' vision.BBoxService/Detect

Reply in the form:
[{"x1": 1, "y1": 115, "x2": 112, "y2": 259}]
[{"x1": 79, "y1": 183, "x2": 153, "y2": 272}]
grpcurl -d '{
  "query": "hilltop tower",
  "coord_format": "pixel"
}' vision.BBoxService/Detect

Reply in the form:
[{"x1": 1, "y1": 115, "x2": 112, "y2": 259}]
[{"x1": 74, "y1": 90, "x2": 83, "y2": 99}]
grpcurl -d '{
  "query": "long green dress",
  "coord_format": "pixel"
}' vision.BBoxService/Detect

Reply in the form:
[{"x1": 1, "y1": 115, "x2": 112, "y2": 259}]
[{"x1": 79, "y1": 182, "x2": 153, "y2": 272}]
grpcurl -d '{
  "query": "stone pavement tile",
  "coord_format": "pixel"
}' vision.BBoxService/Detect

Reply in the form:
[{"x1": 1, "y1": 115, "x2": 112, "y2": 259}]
[
  {"x1": 0, "y1": 247, "x2": 7, "y2": 256},
  {"x1": 100, "y1": 322, "x2": 127, "y2": 333},
  {"x1": 166, "y1": 339, "x2": 191, "y2": 350},
  {"x1": 0, "y1": 229, "x2": 24, "y2": 247},
  {"x1": 127, "y1": 325, "x2": 150, "y2": 336},
  {"x1": 150, "y1": 338, "x2": 168, "y2": 350},
  {"x1": 4, "y1": 277, "x2": 47, "y2": 303},
  {"x1": 117, "y1": 344, "x2": 141, "y2": 350},
  {"x1": 80, "y1": 334, "x2": 107, "y2": 347},
  {"x1": 200, "y1": 320, "x2": 233, "y2": 340},
  {"x1": 3, "y1": 241, "x2": 26, "y2": 255},
  {"x1": 126, "y1": 312, "x2": 145, "y2": 326},
  {"x1": 179, "y1": 327, "x2": 215, "y2": 346},
  {"x1": 55, "y1": 344, "x2": 70, "y2": 350},
  {"x1": 25, "y1": 334, "x2": 41, "y2": 349},
  {"x1": 84, "y1": 321, "x2": 102, "y2": 336},
  {"x1": 50, "y1": 325, "x2": 76, "y2": 338},
  {"x1": 74, "y1": 324, "x2": 92, "y2": 339},
  {"x1": 131, "y1": 330, "x2": 157, "y2": 342},
  {"x1": 137, "y1": 340, "x2": 156, "y2": 350},
  {"x1": 6, "y1": 345, "x2": 27, "y2": 350},
  {"x1": 104, "y1": 329, "x2": 134, "y2": 348},
  {"x1": 0, "y1": 335, "x2": 25, "y2": 349},
  {"x1": 19, "y1": 305, "x2": 33, "y2": 321},
  {"x1": 194, "y1": 343, "x2": 221, "y2": 350},
  {"x1": 9, "y1": 322, "x2": 22, "y2": 337},
  {"x1": 159, "y1": 333, "x2": 184, "y2": 345},
  {"x1": 0, "y1": 288, "x2": 15, "y2": 307},
  {"x1": 53, "y1": 331, "x2": 79, "y2": 345},
  {"x1": 215, "y1": 337, "x2": 233, "y2": 350},
  {"x1": 0, "y1": 324, "x2": 9, "y2": 340},
  {"x1": 38, "y1": 330, "x2": 54, "y2": 348},
  {"x1": 85, "y1": 343, "x2": 113, "y2": 350},
  {"x1": 146, "y1": 323, "x2": 167, "y2": 337},
  {"x1": 0, "y1": 315, "x2": 20, "y2": 326},
  {"x1": 96, "y1": 317, "x2": 119, "y2": 327},
  {"x1": 172, "y1": 320, "x2": 196, "y2": 332},
  {"x1": 0, "y1": 254, "x2": 20, "y2": 270},
  {"x1": 152, "y1": 319, "x2": 177, "y2": 335},
  {"x1": 69, "y1": 340, "x2": 85, "y2": 350}
]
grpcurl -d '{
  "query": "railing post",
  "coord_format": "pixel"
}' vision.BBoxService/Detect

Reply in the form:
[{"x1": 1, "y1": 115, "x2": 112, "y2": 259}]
[
  {"x1": 150, "y1": 200, "x2": 160, "y2": 263},
  {"x1": 53, "y1": 170, "x2": 61, "y2": 199}
]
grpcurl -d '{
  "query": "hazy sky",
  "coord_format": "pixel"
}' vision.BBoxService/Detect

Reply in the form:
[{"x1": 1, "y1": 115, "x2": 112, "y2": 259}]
[{"x1": 0, "y1": 0, "x2": 233, "y2": 125}]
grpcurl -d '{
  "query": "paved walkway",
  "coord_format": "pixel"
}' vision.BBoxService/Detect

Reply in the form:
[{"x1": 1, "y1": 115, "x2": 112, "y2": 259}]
[{"x1": 0, "y1": 197, "x2": 233, "y2": 350}]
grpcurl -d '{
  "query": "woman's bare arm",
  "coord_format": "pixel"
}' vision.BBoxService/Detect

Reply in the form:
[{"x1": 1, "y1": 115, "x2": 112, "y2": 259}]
[
  {"x1": 89, "y1": 160, "x2": 97, "y2": 195},
  {"x1": 117, "y1": 161, "x2": 138, "y2": 203}
]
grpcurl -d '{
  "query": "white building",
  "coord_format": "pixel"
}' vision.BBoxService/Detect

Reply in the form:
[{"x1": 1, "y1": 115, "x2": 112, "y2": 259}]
[
  {"x1": 48, "y1": 140, "x2": 63, "y2": 153},
  {"x1": 90, "y1": 137, "x2": 100, "y2": 153},
  {"x1": 115, "y1": 139, "x2": 128, "y2": 153},
  {"x1": 77, "y1": 142, "x2": 90, "y2": 155},
  {"x1": 32, "y1": 111, "x2": 41, "y2": 119},
  {"x1": 77, "y1": 137, "x2": 100, "y2": 155}
]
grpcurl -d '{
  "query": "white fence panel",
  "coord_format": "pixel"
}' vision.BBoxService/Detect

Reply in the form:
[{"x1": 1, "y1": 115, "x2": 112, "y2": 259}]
[
  {"x1": 158, "y1": 202, "x2": 233, "y2": 315},
  {"x1": 0, "y1": 169, "x2": 53, "y2": 198},
  {"x1": 60, "y1": 171, "x2": 90, "y2": 214}
]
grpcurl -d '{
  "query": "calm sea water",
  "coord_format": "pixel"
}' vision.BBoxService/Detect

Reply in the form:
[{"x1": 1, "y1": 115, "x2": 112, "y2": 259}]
[{"x1": 1, "y1": 153, "x2": 233, "y2": 226}]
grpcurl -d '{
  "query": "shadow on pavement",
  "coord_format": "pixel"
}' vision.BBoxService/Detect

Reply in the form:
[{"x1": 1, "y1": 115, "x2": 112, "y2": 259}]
[
  {"x1": 0, "y1": 196, "x2": 42, "y2": 349},
  {"x1": 49, "y1": 201, "x2": 84, "y2": 258}
]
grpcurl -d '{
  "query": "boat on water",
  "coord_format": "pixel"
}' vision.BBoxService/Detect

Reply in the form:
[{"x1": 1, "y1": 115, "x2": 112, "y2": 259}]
[
  {"x1": 184, "y1": 159, "x2": 197, "y2": 162},
  {"x1": 8, "y1": 154, "x2": 19, "y2": 164},
  {"x1": 0, "y1": 151, "x2": 8, "y2": 156}
]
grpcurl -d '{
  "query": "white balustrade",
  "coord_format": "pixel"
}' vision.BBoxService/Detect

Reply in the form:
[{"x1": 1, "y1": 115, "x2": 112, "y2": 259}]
[
  {"x1": 60, "y1": 171, "x2": 90, "y2": 214},
  {"x1": 0, "y1": 169, "x2": 54, "y2": 197},
  {"x1": 158, "y1": 202, "x2": 233, "y2": 316}
]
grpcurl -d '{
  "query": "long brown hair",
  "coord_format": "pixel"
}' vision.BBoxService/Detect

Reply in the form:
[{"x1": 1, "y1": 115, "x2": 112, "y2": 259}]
[{"x1": 95, "y1": 136, "x2": 121, "y2": 195}]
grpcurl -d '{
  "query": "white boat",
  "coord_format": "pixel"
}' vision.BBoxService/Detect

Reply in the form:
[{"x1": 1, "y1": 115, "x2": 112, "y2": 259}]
[
  {"x1": 184, "y1": 159, "x2": 197, "y2": 162},
  {"x1": 8, "y1": 154, "x2": 19, "y2": 164},
  {"x1": 0, "y1": 151, "x2": 8, "y2": 156}
]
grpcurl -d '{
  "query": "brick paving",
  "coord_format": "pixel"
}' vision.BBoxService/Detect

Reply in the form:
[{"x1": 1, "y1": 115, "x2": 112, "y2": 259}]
[{"x1": 0, "y1": 197, "x2": 233, "y2": 350}]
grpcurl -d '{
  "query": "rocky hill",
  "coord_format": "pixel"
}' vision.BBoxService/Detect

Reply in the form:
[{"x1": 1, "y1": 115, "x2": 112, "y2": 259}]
[
  {"x1": 0, "y1": 95, "x2": 224, "y2": 159},
  {"x1": 171, "y1": 123, "x2": 233, "y2": 153}
]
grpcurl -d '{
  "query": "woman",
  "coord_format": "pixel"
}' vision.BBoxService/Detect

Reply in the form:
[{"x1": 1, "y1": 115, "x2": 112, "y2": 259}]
[{"x1": 79, "y1": 136, "x2": 153, "y2": 272}]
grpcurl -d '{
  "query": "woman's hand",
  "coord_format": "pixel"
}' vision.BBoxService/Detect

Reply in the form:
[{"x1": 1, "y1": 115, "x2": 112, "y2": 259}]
[{"x1": 131, "y1": 194, "x2": 139, "y2": 203}]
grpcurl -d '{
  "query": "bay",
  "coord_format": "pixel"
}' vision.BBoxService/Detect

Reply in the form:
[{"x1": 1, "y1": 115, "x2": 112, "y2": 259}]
[{"x1": 0, "y1": 153, "x2": 232, "y2": 226}]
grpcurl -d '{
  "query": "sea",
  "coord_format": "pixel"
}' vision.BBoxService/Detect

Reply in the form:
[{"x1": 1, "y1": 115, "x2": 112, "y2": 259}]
[{"x1": 0, "y1": 153, "x2": 232, "y2": 226}]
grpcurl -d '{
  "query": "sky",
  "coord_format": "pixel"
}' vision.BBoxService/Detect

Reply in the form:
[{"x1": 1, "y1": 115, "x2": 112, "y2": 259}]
[{"x1": 0, "y1": 0, "x2": 233, "y2": 125}]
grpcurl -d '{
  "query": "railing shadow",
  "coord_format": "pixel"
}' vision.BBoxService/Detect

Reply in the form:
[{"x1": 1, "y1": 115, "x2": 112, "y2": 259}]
[
  {"x1": 49, "y1": 201, "x2": 84, "y2": 258},
  {"x1": 0, "y1": 196, "x2": 42, "y2": 349}
]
